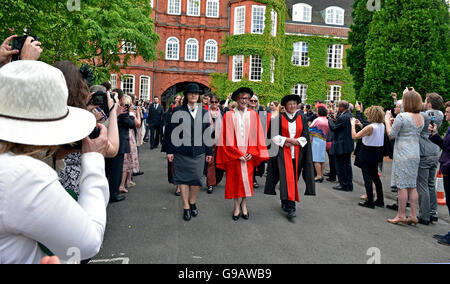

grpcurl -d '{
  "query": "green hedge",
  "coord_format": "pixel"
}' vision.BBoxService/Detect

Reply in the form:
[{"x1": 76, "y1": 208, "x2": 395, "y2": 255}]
[{"x1": 360, "y1": 0, "x2": 449, "y2": 109}]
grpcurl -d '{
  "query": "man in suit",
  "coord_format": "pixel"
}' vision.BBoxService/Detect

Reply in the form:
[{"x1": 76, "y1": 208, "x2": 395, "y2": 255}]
[
  {"x1": 328, "y1": 100, "x2": 354, "y2": 192},
  {"x1": 147, "y1": 96, "x2": 164, "y2": 149}
]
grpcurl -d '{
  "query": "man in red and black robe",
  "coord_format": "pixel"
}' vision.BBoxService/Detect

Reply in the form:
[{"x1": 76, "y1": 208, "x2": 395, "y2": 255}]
[{"x1": 264, "y1": 95, "x2": 316, "y2": 219}]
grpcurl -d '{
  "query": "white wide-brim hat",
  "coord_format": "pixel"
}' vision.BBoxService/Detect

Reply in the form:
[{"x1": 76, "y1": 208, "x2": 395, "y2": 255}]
[{"x1": 0, "y1": 60, "x2": 96, "y2": 146}]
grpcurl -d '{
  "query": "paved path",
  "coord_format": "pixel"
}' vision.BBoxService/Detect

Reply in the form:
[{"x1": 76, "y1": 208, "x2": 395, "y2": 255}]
[{"x1": 92, "y1": 146, "x2": 450, "y2": 264}]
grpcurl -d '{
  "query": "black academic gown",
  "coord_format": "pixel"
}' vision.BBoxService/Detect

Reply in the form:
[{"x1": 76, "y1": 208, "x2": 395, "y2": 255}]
[
  {"x1": 264, "y1": 112, "x2": 316, "y2": 201},
  {"x1": 254, "y1": 109, "x2": 270, "y2": 178}
]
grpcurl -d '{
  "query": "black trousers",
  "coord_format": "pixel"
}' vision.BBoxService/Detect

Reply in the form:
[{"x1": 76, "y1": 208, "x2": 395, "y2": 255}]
[
  {"x1": 105, "y1": 153, "x2": 124, "y2": 200},
  {"x1": 150, "y1": 126, "x2": 161, "y2": 148},
  {"x1": 282, "y1": 200, "x2": 296, "y2": 212},
  {"x1": 361, "y1": 160, "x2": 383, "y2": 204},
  {"x1": 144, "y1": 124, "x2": 150, "y2": 141},
  {"x1": 328, "y1": 152, "x2": 336, "y2": 180},
  {"x1": 335, "y1": 153, "x2": 353, "y2": 188},
  {"x1": 444, "y1": 175, "x2": 450, "y2": 216}
]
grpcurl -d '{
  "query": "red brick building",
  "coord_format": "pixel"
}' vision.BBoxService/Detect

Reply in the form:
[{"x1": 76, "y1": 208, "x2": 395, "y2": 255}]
[{"x1": 112, "y1": 0, "x2": 353, "y2": 108}]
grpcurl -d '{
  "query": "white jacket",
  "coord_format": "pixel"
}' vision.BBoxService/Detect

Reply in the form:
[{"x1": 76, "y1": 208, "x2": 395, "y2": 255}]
[{"x1": 0, "y1": 152, "x2": 109, "y2": 264}]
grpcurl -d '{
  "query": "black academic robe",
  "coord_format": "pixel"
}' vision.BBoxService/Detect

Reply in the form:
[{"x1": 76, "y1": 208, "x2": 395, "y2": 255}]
[
  {"x1": 264, "y1": 112, "x2": 316, "y2": 202},
  {"x1": 254, "y1": 109, "x2": 271, "y2": 178}
]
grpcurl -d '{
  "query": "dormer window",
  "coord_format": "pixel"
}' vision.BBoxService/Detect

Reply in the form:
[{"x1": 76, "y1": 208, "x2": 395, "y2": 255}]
[
  {"x1": 292, "y1": 3, "x2": 312, "y2": 23},
  {"x1": 325, "y1": 6, "x2": 344, "y2": 26}
]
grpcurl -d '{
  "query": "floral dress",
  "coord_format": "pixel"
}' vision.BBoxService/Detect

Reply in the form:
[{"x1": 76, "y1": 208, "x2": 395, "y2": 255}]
[
  {"x1": 58, "y1": 152, "x2": 82, "y2": 196},
  {"x1": 390, "y1": 113, "x2": 424, "y2": 189},
  {"x1": 123, "y1": 113, "x2": 140, "y2": 173}
]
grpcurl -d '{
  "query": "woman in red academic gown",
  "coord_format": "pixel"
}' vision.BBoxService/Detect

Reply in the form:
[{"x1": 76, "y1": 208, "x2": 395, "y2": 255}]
[
  {"x1": 216, "y1": 87, "x2": 269, "y2": 221},
  {"x1": 264, "y1": 94, "x2": 316, "y2": 219}
]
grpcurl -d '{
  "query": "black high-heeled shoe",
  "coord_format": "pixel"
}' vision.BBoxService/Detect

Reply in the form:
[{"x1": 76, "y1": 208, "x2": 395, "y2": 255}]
[
  {"x1": 240, "y1": 205, "x2": 249, "y2": 220},
  {"x1": 315, "y1": 177, "x2": 324, "y2": 183},
  {"x1": 183, "y1": 209, "x2": 191, "y2": 221},
  {"x1": 190, "y1": 203, "x2": 198, "y2": 217},
  {"x1": 232, "y1": 213, "x2": 240, "y2": 221}
]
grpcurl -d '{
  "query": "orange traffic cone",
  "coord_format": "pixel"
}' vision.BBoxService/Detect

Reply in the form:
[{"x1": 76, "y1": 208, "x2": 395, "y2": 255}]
[{"x1": 436, "y1": 171, "x2": 446, "y2": 206}]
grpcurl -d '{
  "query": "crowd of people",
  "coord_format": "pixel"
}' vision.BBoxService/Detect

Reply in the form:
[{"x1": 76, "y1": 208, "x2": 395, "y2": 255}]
[
  {"x1": 0, "y1": 35, "x2": 448, "y2": 264},
  {"x1": 162, "y1": 84, "x2": 448, "y2": 236}
]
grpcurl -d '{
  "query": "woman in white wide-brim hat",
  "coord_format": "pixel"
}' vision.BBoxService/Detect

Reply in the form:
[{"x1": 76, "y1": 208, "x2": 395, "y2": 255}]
[{"x1": 0, "y1": 60, "x2": 110, "y2": 264}]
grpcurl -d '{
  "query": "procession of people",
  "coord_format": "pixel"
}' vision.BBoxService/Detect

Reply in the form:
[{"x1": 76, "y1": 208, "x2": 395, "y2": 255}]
[{"x1": 160, "y1": 83, "x2": 449, "y2": 239}]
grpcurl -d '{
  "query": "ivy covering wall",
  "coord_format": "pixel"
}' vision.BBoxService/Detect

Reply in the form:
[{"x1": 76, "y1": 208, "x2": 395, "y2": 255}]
[{"x1": 210, "y1": 0, "x2": 355, "y2": 105}]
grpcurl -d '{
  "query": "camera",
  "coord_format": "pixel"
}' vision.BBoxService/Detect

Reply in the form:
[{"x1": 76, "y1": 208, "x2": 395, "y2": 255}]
[
  {"x1": 429, "y1": 112, "x2": 436, "y2": 127},
  {"x1": 89, "y1": 91, "x2": 115, "y2": 117},
  {"x1": 11, "y1": 35, "x2": 39, "y2": 61}
]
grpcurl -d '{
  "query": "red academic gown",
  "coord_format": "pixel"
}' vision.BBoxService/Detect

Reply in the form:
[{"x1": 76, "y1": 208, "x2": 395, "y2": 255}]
[{"x1": 216, "y1": 108, "x2": 269, "y2": 199}]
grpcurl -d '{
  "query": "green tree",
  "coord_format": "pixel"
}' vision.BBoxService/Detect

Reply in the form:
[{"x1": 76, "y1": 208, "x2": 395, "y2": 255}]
[
  {"x1": 347, "y1": 0, "x2": 383, "y2": 100},
  {"x1": 0, "y1": 0, "x2": 159, "y2": 83},
  {"x1": 360, "y1": 0, "x2": 449, "y2": 108},
  {"x1": 79, "y1": 0, "x2": 159, "y2": 82}
]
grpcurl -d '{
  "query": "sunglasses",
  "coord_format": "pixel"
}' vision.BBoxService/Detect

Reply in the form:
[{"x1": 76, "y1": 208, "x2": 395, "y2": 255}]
[
  {"x1": 249, "y1": 100, "x2": 258, "y2": 103},
  {"x1": 210, "y1": 101, "x2": 219, "y2": 104}
]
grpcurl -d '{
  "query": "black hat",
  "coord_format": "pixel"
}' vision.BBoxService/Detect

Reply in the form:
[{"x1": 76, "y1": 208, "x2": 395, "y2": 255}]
[
  {"x1": 281, "y1": 94, "x2": 302, "y2": 107},
  {"x1": 232, "y1": 87, "x2": 254, "y2": 101},
  {"x1": 183, "y1": 83, "x2": 203, "y2": 96}
]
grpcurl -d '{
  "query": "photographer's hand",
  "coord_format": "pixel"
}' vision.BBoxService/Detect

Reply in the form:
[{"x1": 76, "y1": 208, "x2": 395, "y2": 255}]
[
  {"x1": 403, "y1": 87, "x2": 414, "y2": 95},
  {"x1": 40, "y1": 256, "x2": 61, "y2": 265},
  {"x1": 93, "y1": 110, "x2": 104, "y2": 122},
  {"x1": 81, "y1": 123, "x2": 108, "y2": 156},
  {"x1": 119, "y1": 105, "x2": 128, "y2": 115},
  {"x1": 385, "y1": 110, "x2": 393, "y2": 126},
  {"x1": 0, "y1": 35, "x2": 19, "y2": 67},
  {"x1": 392, "y1": 92, "x2": 397, "y2": 103},
  {"x1": 21, "y1": 36, "x2": 43, "y2": 61},
  {"x1": 428, "y1": 123, "x2": 438, "y2": 136},
  {"x1": 107, "y1": 91, "x2": 116, "y2": 110}
]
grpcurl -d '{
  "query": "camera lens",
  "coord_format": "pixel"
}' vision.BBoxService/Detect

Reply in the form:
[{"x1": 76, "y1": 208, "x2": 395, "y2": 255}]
[{"x1": 88, "y1": 127, "x2": 100, "y2": 139}]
